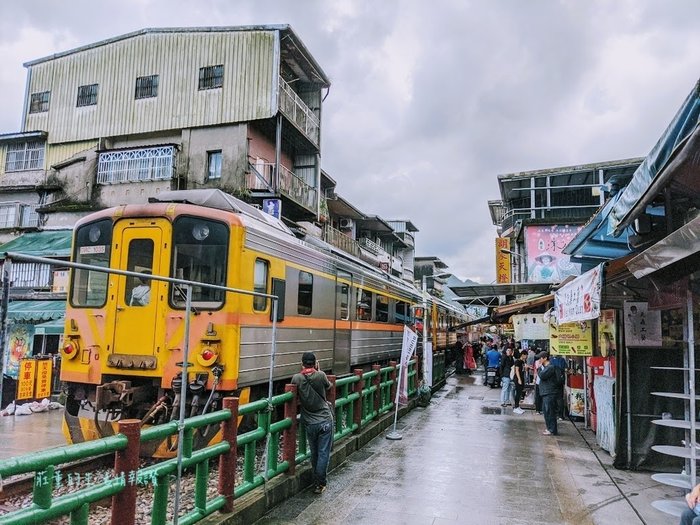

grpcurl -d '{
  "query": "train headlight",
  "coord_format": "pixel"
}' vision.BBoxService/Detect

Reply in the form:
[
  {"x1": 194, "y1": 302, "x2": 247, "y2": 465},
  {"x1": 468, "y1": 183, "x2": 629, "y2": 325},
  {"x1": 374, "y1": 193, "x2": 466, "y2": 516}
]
[
  {"x1": 62, "y1": 341, "x2": 79, "y2": 360},
  {"x1": 197, "y1": 347, "x2": 218, "y2": 367},
  {"x1": 192, "y1": 223, "x2": 210, "y2": 241}
]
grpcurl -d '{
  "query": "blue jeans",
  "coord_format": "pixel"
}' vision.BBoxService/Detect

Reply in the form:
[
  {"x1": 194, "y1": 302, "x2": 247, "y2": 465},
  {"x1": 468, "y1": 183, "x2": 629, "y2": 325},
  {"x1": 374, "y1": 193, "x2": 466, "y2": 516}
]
[
  {"x1": 680, "y1": 508, "x2": 700, "y2": 525},
  {"x1": 500, "y1": 377, "x2": 512, "y2": 405},
  {"x1": 306, "y1": 419, "x2": 333, "y2": 487},
  {"x1": 542, "y1": 394, "x2": 558, "y2": 435}
]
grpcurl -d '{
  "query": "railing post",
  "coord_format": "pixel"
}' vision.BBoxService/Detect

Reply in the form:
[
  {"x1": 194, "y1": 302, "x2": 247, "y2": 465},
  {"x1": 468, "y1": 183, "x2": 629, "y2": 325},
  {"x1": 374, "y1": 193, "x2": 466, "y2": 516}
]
[
  {"x1": 327, "y1": 375, "x2": 337, "y2": 434},
  {"x1": 111, "y1": 419, "x2": 141, "y2": 525},
  {"x1": 219, "y1": 397, "x2": 239, "y2": 513},
  {"x1": 353, "y1": 369, "x2": 364, "y2": 430},
  {"x1": 389, "y1": 361, "x2": 398, "y2": 405},
  {"x1": 283, "y1": 384, "x2": 298, "y2": 475},
  {"x1": 372, "y1": 365, "x2": 381, "y2": 416}
]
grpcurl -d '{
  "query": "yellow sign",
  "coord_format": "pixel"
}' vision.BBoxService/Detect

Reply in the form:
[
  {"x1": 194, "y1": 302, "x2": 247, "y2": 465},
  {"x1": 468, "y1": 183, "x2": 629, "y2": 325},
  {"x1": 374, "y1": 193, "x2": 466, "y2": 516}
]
[
  {"x1": 495, "y1": 237, "x2": 511, "y2": 284},
  {"x1": 550, "y1": 321, "x2": 593, "y2": 356},
  {"x1": 16, "y1": 359, "x2": 37, "y2": 400},
  {"x1": 35, "y1": 359, "x2": 53, "y2": 399}
]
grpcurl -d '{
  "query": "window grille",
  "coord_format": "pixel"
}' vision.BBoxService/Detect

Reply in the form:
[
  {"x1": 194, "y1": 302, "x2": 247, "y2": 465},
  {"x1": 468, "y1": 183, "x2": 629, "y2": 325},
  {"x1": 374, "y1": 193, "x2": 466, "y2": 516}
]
[
  {"x1": 29, "y1": 91, "x2": 50, "y2": 113},
  {"x1": 5, "y1": 141, "x2": 45, "y2": 172},
  {"x1": 135, "y1": 75, "x2": 159, "y2": 99},
  {"x1": 12, "y1": 262, "x2": 51, "y2": 288},
  {"x1": 97, "y1": 145, "x2": 176, "y2": 184},
  {"x1": 0, "y1": 203, "x2": 39, "y2": 229},
  {"x1": 77, "y1": 83, "x2": 99, "y2": 107},
  {"x1": 198, "y1": 65, "x2": 224, "y2": 90}
]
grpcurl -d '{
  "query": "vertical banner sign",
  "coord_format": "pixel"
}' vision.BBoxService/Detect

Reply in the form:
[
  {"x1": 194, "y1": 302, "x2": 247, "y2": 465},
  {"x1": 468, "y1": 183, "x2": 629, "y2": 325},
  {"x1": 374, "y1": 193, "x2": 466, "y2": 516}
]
[
  {"x1": 598, "y1": 309, "x2": 617, "y2": 357},
  {"x1": 35, "y1": 359, "x2": 53, "y2": 399},
  {"x1": 4, "y1": 323, "x2": 34, "y2": 379},
  {"x1": 623, "y1": 302, "x2": 662, "y2": 347},
  {"x1": 398, "y1": 325, "x2": 418, "y2": 405},
  {"x1": 424, "y1": 342, "x2": 433, "y2": 387},
  {"x1": 16, "y1": 359, "x2": 37, "y2": 400},
  {"x1": 495, "y1": 237, "x2": 511, "y2": 284}
]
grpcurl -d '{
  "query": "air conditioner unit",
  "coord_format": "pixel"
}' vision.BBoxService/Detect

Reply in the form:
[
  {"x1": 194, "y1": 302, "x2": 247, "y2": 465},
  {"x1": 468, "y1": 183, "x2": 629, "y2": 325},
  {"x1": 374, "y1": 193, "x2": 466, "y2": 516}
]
[{"x1": 339, "y1": 218, "x2": 354, "y2": 229}]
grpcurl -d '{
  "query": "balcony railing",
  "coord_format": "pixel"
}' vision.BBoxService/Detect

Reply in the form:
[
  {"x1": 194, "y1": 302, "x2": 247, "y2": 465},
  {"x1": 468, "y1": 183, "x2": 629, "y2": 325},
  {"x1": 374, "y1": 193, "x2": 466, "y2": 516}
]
[
  {"x1": 500, "y1": 204, "x2": 602, "y2": 232},
  {"x1": 245, "y1": 162, "x2": 317, "y2": 213},
  {"x1": 278, "y1": 78, "x2": 320, "y2": 146},
  {"x1": 358, "y1": 237, "x2": 382, "y2": 256},
  {"x1": 97, "y1": 146, "x2": 175, "y2": 184},
  {"x1": 322, "y1": 224, "x2": 361, "y2": 258}
]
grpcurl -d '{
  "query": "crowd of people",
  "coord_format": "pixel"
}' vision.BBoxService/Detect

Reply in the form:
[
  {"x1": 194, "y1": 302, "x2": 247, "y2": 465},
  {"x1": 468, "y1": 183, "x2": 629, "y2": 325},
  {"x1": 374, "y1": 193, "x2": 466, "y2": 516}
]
[{"x1": 454, "y1": 335, "x2": 568, "y2": 434}]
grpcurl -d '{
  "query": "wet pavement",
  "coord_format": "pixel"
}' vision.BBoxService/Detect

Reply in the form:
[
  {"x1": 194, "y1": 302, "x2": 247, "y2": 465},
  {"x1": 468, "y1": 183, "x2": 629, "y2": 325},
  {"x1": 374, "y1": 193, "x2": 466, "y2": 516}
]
[
  {"x1": 0, "y1": 408, "x2": 66, "y2": 460},
  {"x1": 254, "y1": 373, "x2": 678, "y2": 525}
]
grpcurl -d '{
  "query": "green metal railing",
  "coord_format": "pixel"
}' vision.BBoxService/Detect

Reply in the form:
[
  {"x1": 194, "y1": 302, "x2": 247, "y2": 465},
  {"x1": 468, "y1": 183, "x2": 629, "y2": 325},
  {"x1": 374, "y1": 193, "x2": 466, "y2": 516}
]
[{"x1": 0, "y1": 359, "x2": 430, "y2": 525}]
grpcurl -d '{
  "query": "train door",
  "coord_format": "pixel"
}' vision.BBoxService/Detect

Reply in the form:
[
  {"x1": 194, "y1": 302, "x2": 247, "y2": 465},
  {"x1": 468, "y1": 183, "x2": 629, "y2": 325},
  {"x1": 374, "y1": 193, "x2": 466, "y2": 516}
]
[
  {"x1": 112, "y1": 220, "x2": 169, "y2": 357},
  {"x1": 333, "y1": 271, "x2": 352, "y2": 374}
]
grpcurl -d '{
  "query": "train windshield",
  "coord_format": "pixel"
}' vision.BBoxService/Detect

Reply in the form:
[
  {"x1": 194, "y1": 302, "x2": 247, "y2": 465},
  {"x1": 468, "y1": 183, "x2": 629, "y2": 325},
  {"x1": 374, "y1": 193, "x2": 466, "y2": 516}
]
[
  {"x1": 170, "y1": 216, "x2": 228, "y2": 309},
  {"x1": 70, "y1": 219, "x2": 113, "y2": 307}
]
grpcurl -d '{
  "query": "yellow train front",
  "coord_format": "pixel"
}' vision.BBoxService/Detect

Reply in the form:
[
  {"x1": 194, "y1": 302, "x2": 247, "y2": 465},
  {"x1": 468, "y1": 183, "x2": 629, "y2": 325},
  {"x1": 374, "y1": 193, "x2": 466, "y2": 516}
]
[{"x1": 60, "y1": 189, "x2": 436, "y2": 455}]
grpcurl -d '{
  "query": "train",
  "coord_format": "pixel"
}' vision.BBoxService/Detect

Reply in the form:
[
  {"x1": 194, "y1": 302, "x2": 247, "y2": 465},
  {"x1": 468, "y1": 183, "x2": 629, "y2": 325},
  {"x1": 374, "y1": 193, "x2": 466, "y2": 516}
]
[{"x1": 59, "y1": 189, "x2": 467, "y2": 454}]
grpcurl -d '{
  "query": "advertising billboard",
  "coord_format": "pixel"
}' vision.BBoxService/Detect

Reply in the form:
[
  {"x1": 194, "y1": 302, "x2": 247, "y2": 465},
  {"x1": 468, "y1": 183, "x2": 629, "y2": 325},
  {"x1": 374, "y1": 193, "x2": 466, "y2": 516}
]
[{"x1": 525, "y1": 225, "x2": 583, "y2": 283}]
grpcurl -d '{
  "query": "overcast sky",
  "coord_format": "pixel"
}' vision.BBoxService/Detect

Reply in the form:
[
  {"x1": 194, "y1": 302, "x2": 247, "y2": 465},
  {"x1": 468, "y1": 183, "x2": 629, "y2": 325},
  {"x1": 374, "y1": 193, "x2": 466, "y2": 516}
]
[{"x1": 1, "y1": 1, "x2": 699, "y2": 283}]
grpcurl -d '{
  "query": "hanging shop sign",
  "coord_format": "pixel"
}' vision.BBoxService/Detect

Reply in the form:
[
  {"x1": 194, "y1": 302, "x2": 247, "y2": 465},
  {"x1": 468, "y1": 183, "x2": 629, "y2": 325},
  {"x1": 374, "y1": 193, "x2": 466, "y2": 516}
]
[
  {"x1": 598, "y1": 309, "x2": 618, "y2": 358},
  {"x1": 551, "y1": 321, "x2": 593, "y2": 356},
  {"x1": 513, "y1": 313, "x2": 551, "y2": 341},
  {"x1": 554, "y1": 263, "x2": 603, "y2": 324},
  {"x1": 495, "y1": 237, "x2": 511, "y2": 284},
  {"x1": 623, "y1": 301, "x2": 662, "y2": 347}
]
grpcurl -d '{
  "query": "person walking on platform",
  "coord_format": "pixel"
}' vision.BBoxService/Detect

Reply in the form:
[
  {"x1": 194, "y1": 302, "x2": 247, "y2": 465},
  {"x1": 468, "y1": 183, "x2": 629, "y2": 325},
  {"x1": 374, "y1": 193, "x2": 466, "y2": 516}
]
[
  {"x1": 512, "y1": 350, "x2": 527, "y2": 415},
  {"x1": 291, "y1": 352, "x2": 334, "y2": 494},
  {"x1": 500, "y1": 347, "x2": 515, "y2": 407},
  {"x1": 538, "y1": 351, "x2": 564, "y2": 436},
  {"x1": 485, "y1": 344, "x2": 501, "y2": 387}
]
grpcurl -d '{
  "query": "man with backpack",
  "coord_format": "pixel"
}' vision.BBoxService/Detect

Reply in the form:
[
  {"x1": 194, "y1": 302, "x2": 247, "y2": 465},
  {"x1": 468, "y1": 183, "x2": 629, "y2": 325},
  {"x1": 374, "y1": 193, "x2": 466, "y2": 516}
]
[
  {"x1": 537, "y1": 351, "x2": 564, "y2": 436},
  {"x1": 291, "y1": 352, "x2": 334, "y2": 494}
]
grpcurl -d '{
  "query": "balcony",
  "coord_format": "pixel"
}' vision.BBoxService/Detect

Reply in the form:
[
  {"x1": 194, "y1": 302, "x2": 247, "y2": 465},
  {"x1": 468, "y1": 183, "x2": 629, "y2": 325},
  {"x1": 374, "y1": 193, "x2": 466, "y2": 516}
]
[
  {"x1": 322, "y1": 224, "x2": 361, "y2": 258},
  {"x1": 358, "y1": 237, "x2": 382, "y2": 255},
  {"x1": 246, "y1": 162, "x2": 317, "y2": 213},
  {"x1": 278, "y1": 78, "x2": 320, "y2": 146}
]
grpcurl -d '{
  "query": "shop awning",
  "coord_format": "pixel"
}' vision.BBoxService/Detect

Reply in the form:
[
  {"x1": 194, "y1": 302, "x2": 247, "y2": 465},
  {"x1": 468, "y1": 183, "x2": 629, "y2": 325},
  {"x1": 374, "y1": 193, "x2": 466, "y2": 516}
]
[
  {"x1": 34, "y1": 317, "x2": 65, "y2": 335},
  {"x1": 5, "y1": 300, "x2": 66, "y2": 322},
  {"x1": 0, "y1": 230, "x2": 73, "y2": 260},
  {"x1": 610, "y1": 79, "x2": 700, "y2": 235},
  {"x1": 626, "y1": 214, "x2": 700, "y2": 282},
  {"x1": 492, "y1": 294, "x2": 554, "y2": 319}
]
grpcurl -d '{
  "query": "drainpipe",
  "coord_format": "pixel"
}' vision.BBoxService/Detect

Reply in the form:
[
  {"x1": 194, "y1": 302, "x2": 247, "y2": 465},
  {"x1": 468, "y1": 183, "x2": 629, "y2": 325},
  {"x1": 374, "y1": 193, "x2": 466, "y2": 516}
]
[{"x1": 274, "y1": 115, "x2": 282, "y2": 194}]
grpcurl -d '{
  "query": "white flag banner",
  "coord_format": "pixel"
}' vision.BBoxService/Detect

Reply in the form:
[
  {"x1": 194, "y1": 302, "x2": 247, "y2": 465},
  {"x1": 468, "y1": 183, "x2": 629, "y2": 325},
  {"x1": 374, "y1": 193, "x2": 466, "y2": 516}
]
[
  {"x1": 398, "y1": 325, "x2": 418, "y2": 405},
  {"x1": 554, "y1": 263, "x2": 603, "y2": 324},
  {"x1": 424, "y1": 342, "x2": 433, "y2": 388}
]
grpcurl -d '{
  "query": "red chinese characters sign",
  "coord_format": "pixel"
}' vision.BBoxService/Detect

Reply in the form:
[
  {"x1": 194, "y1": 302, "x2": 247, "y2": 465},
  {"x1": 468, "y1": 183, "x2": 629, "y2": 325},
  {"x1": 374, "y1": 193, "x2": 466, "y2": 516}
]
[{"x1": 495, "y1": 237, "x2": 511, "y2": 284}]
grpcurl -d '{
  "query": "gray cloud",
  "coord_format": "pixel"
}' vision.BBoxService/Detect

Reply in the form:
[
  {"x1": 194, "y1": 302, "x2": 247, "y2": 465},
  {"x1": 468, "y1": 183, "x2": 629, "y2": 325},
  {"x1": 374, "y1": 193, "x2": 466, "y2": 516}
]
[{"x1": 1, "y1": 0, "x2": 700, "y2": 282}]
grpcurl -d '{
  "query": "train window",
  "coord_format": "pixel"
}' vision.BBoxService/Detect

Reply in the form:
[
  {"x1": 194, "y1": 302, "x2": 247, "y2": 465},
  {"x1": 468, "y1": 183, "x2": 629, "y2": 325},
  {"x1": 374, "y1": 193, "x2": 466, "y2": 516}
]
[
  {"x1": 356, "y1": 289, "x2": 373, "y2": 321},
  {"x1": 376, "y1": 295, "x2": 389, "y2": 323},
  {"x1": 253, "y1": 259, "x2": 269, "y2": 311},
  {"x1": 171, "y1": 217, "x2": 228, "y2": 309},
  {"x1": 396, "y1": 301, "x2": 409, "y2": 324},
  {"x1": 298, "y1": 271, "x2": 313, "y2": 315},
  {"x1": 70, "y1": 219, "x2": 112, "y2": 307},
  {"x1": 337, "y1": 283, "x2": 349, "y2": 320},
  {"x1": 124, "y1": 239, "x2": 154, "y2": 306}
]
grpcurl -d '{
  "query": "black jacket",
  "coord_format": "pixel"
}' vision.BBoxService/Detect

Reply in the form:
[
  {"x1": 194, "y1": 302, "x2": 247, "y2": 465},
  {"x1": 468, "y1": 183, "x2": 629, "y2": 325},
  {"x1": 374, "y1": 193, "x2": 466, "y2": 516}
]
[{"x1": 538, "y1": 364, "x2": 561, "y2": 397}]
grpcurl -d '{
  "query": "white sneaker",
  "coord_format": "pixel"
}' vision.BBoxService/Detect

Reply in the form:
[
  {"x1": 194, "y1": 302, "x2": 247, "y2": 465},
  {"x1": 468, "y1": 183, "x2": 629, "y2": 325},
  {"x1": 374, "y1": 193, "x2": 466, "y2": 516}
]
[{"x1": 513, "y1": 408, "x2": 524, "y2": 415}]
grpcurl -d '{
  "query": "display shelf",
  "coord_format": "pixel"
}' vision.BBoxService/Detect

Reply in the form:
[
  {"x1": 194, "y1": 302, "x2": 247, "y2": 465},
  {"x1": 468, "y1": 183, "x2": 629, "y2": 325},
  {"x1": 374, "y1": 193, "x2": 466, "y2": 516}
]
[
  {"x1": 651, "y1": 391, "x2": 700, "y2": 400},
  {"x1": 652, "y1": 419, "x2": 700, "y2": 430},
  {"x1": 651, "y1": 473, "x2": 692, "y2": 489},
  {"x1": 652, "y1": 500, "x2": 689, "y2": 517},
  {"x1": 652, "y1": 445, "x2": 699, "y2": 459}
]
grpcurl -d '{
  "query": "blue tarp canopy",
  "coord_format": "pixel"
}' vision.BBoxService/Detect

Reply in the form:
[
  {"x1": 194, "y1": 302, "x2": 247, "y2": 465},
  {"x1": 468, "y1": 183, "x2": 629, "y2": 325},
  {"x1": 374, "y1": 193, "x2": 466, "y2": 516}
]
[
  {"x1": 5, "y1": 300, "x2": 65, "y2": 322},
  {"x1": 563, "y1": 192, "x2": 635, "y2": 266},
  {"x1": 610, "y1": 79, "x2": 700, "y2": 235}
]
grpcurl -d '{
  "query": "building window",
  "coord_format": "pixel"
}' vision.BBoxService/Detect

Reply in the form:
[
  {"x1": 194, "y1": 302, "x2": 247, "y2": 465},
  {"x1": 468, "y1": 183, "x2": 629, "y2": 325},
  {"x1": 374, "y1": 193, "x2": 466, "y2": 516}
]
[
  {"x1": 5, "y1": 141, "x2": 45, "y2": 172},
  {"x1": 29, "y1": 91, "x2": 50, "y2": 113},
  {"x1": 207, "y1": 151, "x2": 222, "y2": 180},
  {"x1": 77, "y1": 83, "x2": 98, "y2": 107},
  {"x1": 298, "y1": 271, "x2": 313, "y2": 315},
  {"x1": 376, "y1": 294, "x2": 389, "y2": 323},
  {"x1": 97, "y1": 145, "x2": 176, "y2": 184},
  {"x1": 0, "y1": 203, "x2": 39, "y2": 229},
  {"x1": 198, "y1": 65, "x2": 224, "y2": 90},
  {"x1": 357, "y1": 289, "x2": 373, "y2": 321},
  {"x1": 253, "y1": 259, "x2": 269, "y2": 311},
  {"x1": 135, "y1": 75, "x2": 159, "y2": 99}
]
